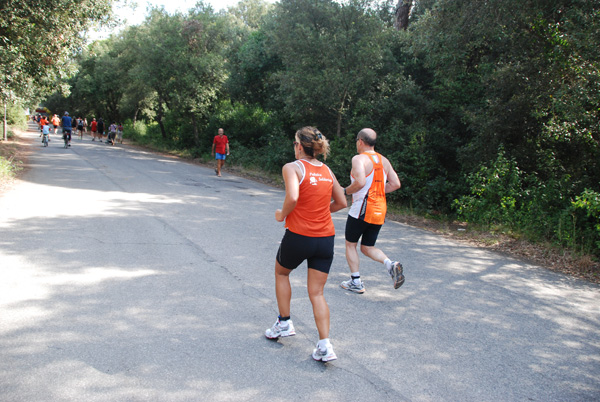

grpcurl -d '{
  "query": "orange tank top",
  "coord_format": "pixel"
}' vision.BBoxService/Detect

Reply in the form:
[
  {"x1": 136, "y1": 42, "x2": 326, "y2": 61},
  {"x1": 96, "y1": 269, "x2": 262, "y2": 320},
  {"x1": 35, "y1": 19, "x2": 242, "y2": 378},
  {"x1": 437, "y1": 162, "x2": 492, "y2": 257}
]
[{"x1": 285, "y1": 159, "x2": 335, "y2": 237}]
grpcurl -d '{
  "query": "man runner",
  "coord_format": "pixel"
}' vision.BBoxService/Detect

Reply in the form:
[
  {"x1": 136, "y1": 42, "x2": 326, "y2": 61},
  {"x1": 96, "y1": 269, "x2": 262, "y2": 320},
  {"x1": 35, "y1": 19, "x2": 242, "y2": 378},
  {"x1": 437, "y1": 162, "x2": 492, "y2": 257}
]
[
  {"x1": 211, "y1": 128, "x2": 230, "y2": 177},
  {"x1": 340, "y1": 128, "x2": 403, "y2": 293}
]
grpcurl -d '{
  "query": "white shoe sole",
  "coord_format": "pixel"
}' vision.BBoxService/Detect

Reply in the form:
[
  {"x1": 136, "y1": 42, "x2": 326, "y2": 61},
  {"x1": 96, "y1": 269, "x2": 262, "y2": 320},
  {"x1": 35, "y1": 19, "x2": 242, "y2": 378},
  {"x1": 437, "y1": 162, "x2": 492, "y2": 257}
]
[
  {"x1": 340, "y1": 282, "x2": 365, "y2": 294},
  {"x1": 312, "y1": 349, "x2": 337, "y2": 362},
  {"x1": 265, "y1": 328, "x2": 296, "y2": 339}
]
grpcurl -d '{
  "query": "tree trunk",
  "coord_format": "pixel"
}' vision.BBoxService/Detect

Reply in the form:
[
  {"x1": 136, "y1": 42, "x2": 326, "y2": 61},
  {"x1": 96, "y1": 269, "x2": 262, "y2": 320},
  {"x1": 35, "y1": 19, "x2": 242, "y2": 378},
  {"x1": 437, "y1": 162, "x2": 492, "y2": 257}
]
[
  {"x1": 156, "y1": 101, "x2": 167, "y2": 139},
  {"x1": 3, "y1": 101, "x2": 7, "y2": 141},
  {"x1": 394, "y1": 0, "x2": 413, "y2": 31},
  {"x1": 157, "y1": 117, "x2": 167, "y2": 139},
  {"x1": 191, "y1": 114, "x2": 200, "y2": 147},
  {"x1": 336, "y1": 90, "x2": 348, "y2": 138}
]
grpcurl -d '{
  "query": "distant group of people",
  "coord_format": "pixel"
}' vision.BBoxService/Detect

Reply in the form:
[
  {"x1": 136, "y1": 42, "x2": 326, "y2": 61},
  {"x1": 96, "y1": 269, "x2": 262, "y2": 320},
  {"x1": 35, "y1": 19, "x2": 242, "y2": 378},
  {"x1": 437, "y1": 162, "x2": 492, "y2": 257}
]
[
  {"x1": 256, "y1": 125, "x2": 403, "y2": 363},
  {"x1": 37, "y1": 112, "x2": 73, "y2": 146},
  {"x1": 35, "y1": 112, "x2": 124, "y2": 147},
  {"x1": 90, "y1": 118, "x2": 123, "y2": 145}
]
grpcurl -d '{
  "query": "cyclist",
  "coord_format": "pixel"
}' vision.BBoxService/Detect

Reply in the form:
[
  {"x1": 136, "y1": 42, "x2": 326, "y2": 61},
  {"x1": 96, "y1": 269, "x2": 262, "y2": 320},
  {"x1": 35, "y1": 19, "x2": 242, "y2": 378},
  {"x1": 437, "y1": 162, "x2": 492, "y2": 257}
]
[
  {"x1": 39, "y1": 115, "x2": 49, "y2": 133},
  {"x1": 61, "y1": 112, "x2": 72, "y2": 147},
  {"x1": 40, "y1": 120, "x2": 51, "y2": 146}
]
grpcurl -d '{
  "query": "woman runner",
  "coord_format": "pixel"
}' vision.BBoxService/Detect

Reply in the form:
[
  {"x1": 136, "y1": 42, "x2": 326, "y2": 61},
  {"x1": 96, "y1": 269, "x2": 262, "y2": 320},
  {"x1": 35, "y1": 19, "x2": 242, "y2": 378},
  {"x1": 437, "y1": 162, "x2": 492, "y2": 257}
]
[{"x1": 265, "y1": 126, "x2": 347, "y2": 362}]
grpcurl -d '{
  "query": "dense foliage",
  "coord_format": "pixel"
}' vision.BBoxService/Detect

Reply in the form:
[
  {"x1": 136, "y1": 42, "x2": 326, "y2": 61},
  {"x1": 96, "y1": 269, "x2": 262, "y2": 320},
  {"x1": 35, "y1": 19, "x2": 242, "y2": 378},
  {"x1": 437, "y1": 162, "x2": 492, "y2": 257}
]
[
  {"x1": 37, "y1": 0, "x2": 600, "y2": 257},
  {"x1": 0, "y1": 0, "x2": 113, "y2": 103}
]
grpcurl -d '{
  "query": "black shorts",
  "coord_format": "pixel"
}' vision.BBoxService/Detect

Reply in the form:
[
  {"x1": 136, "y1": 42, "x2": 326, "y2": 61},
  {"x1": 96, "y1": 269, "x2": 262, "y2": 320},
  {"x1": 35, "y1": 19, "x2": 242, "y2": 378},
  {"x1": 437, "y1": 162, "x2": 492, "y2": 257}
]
[
  {"x1": 345, "y1": 215, "x2": 382, "y2": 247},
  {"x1": 276, "y1": 230, "x2": 334, "y2": 274}
]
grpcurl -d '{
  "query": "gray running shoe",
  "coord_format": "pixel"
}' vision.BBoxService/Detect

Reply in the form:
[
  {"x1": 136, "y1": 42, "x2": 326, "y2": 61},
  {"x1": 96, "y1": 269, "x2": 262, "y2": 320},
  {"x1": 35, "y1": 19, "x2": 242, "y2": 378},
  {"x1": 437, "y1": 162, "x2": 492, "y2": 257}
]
[
  {"x1": 390, "y1": 261, "x2": 405, "y2": 289},
  {"x1": 312, "y1": 342, "x2": 337, "y2": 362},
  {"x1": 265, "y1": 318, "x2": 296, "y2": 339},
  {"x1": 340, "y1": 278, "x2": 365, "y2": 294}
]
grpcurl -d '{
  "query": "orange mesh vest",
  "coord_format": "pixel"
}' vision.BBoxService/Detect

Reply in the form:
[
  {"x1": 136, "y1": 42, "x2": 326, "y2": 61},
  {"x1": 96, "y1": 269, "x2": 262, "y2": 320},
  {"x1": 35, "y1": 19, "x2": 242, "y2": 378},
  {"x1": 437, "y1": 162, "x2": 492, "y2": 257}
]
[{"x1": 354, "y1": 152, "x2": 387, "y2": 225}]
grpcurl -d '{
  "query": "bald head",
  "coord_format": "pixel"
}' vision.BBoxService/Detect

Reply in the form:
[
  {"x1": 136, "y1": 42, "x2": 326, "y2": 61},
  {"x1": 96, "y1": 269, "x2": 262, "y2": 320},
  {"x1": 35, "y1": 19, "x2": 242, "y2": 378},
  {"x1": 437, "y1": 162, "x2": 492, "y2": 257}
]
[{"x1": 357, "y1": 128, "x2": 377, "y2": 147}]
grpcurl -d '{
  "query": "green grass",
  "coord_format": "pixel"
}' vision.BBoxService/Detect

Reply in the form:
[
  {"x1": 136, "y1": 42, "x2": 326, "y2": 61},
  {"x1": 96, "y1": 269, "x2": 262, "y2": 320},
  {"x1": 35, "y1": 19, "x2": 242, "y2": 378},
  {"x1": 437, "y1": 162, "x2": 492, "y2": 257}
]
[{"x1": 0, "y1": 155, "x2": 20, "y2": 181}]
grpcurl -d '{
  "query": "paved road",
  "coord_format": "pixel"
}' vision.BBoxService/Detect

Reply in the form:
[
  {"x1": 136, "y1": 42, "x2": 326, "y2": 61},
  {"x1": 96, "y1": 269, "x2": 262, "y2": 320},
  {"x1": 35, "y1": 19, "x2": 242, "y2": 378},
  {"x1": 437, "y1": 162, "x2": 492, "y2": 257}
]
[{"x1": 1, "y1": 125, "x2": 599, "y2": 401}]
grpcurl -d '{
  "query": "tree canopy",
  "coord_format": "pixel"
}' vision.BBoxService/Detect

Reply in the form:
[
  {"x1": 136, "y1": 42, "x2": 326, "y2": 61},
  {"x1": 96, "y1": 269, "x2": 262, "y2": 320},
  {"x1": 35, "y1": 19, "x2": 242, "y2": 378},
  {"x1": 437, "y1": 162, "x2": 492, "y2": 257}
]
[{"x1": 0, "y1": 0, "x2": 113, "y2": 103}]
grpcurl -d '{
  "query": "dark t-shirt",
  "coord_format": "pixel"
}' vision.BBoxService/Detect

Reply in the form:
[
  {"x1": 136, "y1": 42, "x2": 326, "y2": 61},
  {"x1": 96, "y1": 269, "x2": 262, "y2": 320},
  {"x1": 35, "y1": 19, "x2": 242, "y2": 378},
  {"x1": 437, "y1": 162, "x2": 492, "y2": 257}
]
[{"x1": 61, "y1": 116, "x2": 72, "y2": 130}]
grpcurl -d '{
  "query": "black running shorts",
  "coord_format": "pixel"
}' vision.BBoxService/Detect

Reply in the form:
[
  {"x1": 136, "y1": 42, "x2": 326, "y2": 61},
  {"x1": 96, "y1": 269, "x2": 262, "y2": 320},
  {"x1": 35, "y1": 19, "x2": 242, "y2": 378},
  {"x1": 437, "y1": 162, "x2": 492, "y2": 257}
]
[
  {"x1": 345, "y1": 215, "x2": 382, "y2": 247},
  {"x1": 276, "y1": 230, "x2": 335, "y2": 274}
]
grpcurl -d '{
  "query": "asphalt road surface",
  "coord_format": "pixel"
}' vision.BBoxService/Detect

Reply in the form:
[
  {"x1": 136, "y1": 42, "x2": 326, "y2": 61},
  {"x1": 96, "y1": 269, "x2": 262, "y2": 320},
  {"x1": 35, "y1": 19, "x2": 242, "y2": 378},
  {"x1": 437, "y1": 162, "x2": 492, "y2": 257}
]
[{"x1": 1, "y1": 125, "x2": 599, "y2": 401}]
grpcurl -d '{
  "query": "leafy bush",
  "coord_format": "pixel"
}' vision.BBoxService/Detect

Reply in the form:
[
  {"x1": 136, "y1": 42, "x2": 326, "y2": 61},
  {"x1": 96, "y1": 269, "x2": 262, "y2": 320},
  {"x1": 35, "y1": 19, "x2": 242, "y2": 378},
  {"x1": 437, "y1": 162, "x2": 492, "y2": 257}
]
[
  {"x1": 228, "y1": 127, "x2": 293, "y2": 174},
  {"x1": 124, "y1": 120, "x2": 147, "y2": 142},
  {"x1": 454, "y1": 149, "x2": 523, "y2": 229},
  {"x1": 326, "y1": 132, "x2": 356, "y2": 186},
  {"x1": 0, "y1": 127, "x2": 13, "y2": 139},
  {"x1": 124, "y1": 120, "x2": 164, "y2": 147},
  {"x1": 455, "y1": 148, "x2": 600, "y2": 257},
  {"x1": 0, "y1": 103, "x2": 27, "y2": 138},
  {"x1": 0, "y1": 155, "x2": 21, "y2": 180},
  {"x1": 572, "y1": 189, "x2": 600, "y2": 254},
  {"x1": 8, "y1": 104, "x2": 27, "y2": 129},
  {"x1": 205, "y1": 100, "x2": 279, "y2": 148}
]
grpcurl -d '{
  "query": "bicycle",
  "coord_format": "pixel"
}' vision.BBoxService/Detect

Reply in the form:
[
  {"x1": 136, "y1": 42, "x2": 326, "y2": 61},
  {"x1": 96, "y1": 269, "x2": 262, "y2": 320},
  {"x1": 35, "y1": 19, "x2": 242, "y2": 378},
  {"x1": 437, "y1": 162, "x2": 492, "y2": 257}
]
[{"x1": 63, "y1": 130, "x2": 71, "y2": 148}]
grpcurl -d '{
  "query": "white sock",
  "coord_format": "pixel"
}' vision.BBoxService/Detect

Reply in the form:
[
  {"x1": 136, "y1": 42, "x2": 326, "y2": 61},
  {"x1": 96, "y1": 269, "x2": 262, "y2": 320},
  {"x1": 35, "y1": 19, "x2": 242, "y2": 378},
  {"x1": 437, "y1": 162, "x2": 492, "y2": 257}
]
[
  {"x1": 317, "y1": 338, "x2": 330, "y2": 351},
  {"x1": 351, "y1": 272, "x2": 361, "y2": 285},
  {"x1": 384, "y1": 258, "x2": 392, "y2": 271}
]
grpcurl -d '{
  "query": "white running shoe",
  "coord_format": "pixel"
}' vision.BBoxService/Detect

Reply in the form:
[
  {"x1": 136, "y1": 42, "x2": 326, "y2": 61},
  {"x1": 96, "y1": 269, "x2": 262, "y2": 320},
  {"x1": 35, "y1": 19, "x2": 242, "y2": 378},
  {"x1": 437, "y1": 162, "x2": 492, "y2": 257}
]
[
  {"x1": 340, "y1": 278, "x2": 365, "y2": 294},
  {"x1": 390, "y1": 261, "x2": 405, "y2": 289},
  {"x1": 265, "y1": 318, "x2": 296, "y2": 339},
  {"x1": 312, "y1": 342, "x2": 337, "y2": 362}
]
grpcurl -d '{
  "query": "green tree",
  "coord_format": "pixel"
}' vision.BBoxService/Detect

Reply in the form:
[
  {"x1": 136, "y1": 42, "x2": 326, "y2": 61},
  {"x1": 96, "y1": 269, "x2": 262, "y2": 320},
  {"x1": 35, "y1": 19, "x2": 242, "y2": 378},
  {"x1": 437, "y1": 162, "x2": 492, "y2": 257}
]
[
  {"x1": 226, "y1": 29, "x2": 282, "y2": 110},
  {"x1": 118, "y1": 6, "x2": 229, "y2": 144},
  {"x1": 400, "y1": 0, "x2": 599, "y2": 252},
  {"x1": 227, "y1": 0, "x2": 274, "y2": 29},
  {"x1": 265, "y1": 0, "x2": 391, "y2": 137},
  {"x1": 173, "y1": 4, "x2": 230, "y2": 146},
  {"x1": 72, "y1": 38, "x2": 126, "y2": 123},
  {"x1": 224, "y1": 0, "x2": 279, "y2": 110},
  {"x1": 0, "y1": 0, "x2": 113, "y2": 102},
  {"x1": 407, "y1": 0, "x2": 599, "y2": 184},
  {"x1": 130, "y1": 9, "x2": 183, "y2": 139}
]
